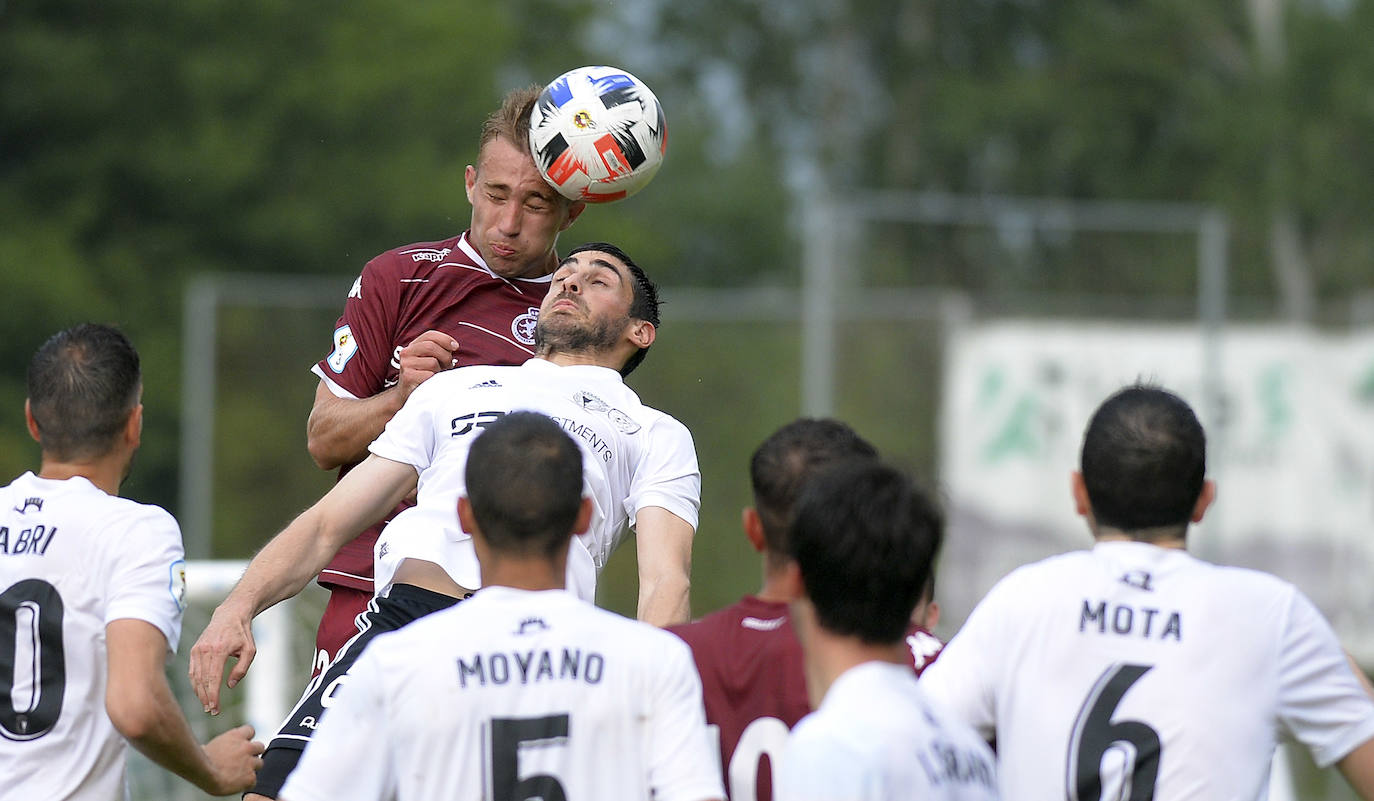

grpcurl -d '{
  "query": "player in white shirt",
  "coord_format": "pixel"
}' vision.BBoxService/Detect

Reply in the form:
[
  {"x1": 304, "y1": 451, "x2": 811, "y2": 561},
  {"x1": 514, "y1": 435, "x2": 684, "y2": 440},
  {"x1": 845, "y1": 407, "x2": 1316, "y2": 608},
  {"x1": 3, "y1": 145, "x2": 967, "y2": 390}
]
[
  {"x1": 0, "y1": 324, "x2": 263, "y2": 799},
  {"x1": 776, "y1": 460, "x2": 999, "y2": 801},
  {"x1": 922, "y1": 384, "x2": 1374, "y2": 801},
  {"x1": 280, "y1": 411, "x2": 723, "y2": 801},
  {"x1": 189, "y1": 242, "x2": 699, "y2": 798}
]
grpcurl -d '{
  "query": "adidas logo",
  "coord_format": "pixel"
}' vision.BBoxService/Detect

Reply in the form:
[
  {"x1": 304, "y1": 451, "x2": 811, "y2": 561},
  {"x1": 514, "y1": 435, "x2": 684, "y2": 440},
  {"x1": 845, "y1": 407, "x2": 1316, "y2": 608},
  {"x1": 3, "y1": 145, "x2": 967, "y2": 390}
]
[{"x1": 469, "y1": 380, "x2": 502, "y2": 389}]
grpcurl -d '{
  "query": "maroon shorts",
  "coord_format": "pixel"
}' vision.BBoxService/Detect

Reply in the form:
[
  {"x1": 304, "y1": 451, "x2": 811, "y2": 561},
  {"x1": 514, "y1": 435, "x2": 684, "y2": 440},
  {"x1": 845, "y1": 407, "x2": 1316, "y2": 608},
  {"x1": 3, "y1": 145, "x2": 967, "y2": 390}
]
[{"x1": 311, "y1": 585, "x2": 373, "y2": 677}]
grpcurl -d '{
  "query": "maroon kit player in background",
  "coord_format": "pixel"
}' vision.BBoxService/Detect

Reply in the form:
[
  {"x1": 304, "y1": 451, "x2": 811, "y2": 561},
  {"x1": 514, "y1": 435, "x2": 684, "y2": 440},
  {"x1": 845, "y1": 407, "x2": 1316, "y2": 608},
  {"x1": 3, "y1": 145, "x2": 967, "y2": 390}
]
[
  {"x1": 300, "y1": 86, "x2": 585, "y2": 675},
  {"x1": 669, "y1": 419, "x2": 945, "y2": 801}
]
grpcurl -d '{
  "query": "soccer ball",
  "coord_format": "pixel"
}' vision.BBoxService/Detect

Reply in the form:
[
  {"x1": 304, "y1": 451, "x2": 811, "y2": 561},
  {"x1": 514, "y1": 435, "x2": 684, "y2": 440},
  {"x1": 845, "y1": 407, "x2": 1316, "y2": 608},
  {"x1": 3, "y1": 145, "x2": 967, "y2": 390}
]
[{"x1": 529, "y1": 66, "x2": 668, "y2": 204}]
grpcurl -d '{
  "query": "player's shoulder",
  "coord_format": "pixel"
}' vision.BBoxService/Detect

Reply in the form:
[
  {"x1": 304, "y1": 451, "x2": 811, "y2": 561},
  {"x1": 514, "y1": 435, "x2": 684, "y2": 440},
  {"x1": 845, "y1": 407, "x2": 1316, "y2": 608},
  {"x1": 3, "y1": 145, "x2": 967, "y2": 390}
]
[{"x1": 365, "y1": 233, "x2": 467, "y2": 279}]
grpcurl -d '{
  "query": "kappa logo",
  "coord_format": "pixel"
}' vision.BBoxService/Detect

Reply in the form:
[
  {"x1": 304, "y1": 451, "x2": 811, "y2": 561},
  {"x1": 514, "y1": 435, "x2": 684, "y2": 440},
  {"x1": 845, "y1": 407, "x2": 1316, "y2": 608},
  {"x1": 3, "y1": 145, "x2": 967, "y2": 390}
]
[
  {"x1": 511, "y1": 307, "x2": 539, "y2": 346},
  {"x1": 403, "y1": 247, "x2": 451, "y2": 263},
  {"x1": 12, "y1": 497, "x2": 42, "y2": 514},
  {"x1": 347, "y1": 276, "x2": 362, "y2": 300}
]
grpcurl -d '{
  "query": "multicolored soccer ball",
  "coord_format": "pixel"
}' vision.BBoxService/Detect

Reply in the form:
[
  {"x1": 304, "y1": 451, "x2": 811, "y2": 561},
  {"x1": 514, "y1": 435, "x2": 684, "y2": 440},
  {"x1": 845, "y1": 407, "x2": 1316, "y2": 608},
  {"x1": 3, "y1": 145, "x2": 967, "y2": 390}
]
[{"x1": 529, "y1": 66, "x2": 668, "y2": 204}]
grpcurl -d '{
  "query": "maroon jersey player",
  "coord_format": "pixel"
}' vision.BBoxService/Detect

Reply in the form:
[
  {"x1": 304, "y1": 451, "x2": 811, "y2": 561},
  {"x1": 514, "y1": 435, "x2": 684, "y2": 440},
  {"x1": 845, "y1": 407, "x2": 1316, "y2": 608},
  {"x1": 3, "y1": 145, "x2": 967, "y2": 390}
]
[
  {"x1": 302, "y1": 86, "x2": 585, "y2": 675},
  {"x1": 670, "y1": 419, "x2": 943, "y2": 801}
]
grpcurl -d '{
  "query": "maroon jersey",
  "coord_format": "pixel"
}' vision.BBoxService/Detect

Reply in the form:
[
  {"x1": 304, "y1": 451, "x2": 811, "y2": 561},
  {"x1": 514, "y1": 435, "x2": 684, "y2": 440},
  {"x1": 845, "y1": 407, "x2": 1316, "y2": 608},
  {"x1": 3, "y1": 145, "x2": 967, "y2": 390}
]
[
  {"x1": 310, "y1": 231, "x2": 551, "y2": 593},
  {"x1": 669, "y1": 595, "x2": 945, "y2": 801}
]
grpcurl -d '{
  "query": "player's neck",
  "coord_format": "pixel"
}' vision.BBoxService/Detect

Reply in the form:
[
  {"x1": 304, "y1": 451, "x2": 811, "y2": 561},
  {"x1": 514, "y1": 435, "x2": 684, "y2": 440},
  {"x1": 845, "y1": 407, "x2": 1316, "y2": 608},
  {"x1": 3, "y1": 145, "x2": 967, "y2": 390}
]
[
  {"x1": 537, "y1": 349, "x2": 625, "y2": 372},
  {"x1": 1094, "y1": 530, "x2": 1188, "y2": 550},
  {"x1": 37, "y1": 455, "x2": 126, "y2": 496},
  {"x1": 803, "y1": 628, "x2": 910, "y2": 707},
  {"x1": 480, "y1": 557, "x2": 568, "y2": 593}
]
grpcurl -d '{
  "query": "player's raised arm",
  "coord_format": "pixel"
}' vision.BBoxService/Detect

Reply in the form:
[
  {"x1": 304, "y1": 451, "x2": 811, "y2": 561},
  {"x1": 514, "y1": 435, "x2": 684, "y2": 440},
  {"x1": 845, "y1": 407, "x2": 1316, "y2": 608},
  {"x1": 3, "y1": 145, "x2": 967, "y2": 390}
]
[
  {"x1": 189, "y1": 454, "x2": 418, "y2": 713},
  {"x1": 306, "y1": 330, "x2": 458, "y2": 469},
  {"x1": 107, "y1": 618, "x2": 265, "y2": 795},
  {"x1": 634, "y1": 505, "x2": 694, "y2": 627}
]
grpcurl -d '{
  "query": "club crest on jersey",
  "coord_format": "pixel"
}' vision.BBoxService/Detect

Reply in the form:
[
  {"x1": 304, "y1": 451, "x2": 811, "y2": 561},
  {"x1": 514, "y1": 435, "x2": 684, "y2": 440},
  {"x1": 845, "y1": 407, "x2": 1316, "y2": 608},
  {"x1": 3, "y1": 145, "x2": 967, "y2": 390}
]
[
  {"x1": 573, "y1": 391, "x2": 609, "y2": 413},
  {"x1": 170, "y1": 559, "x2": 188, "y2": 612},
  {"x1": 608, "y1": 408, "x2": 641, "y2": 435},
  {"x1": 512, "y1": 307, "x2": 539, "y2": 346},
  {"x1": 12, "y1": 497, "x2": 42, "y2": 514},
  {"x1": 327, "y1": 325, "x2": 359, "y2": 373}
]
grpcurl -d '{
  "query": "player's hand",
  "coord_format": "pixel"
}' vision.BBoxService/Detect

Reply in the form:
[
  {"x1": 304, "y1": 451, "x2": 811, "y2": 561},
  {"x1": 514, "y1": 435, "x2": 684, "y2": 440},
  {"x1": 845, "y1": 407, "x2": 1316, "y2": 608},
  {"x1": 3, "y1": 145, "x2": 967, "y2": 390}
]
[
  {"x1": 397, "y1": 330, "x2": 459, "y2": 400},
  {"x1": 189, "y1": 604, "x2": 257, "y2": 715},
  {"x1": 199, "y1": 724, "x2": 265, "y2": 796}
]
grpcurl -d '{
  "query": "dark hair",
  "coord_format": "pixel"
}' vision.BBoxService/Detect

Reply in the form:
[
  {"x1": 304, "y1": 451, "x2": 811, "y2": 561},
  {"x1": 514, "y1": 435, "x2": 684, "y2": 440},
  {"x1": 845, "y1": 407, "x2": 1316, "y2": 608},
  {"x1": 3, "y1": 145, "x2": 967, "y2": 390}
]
[
  {"x1": 788, "y1": 461, "x2": 944, "y2": 644},
  {"x1": 1080, "y1": 384, "x2": 1206, "y2": 536},
  {"x1": 566, "y1": 241, "x2": 660, "y2": 377},
  {"x1": 750, "y1": 418, "x2": 878, "y2": 557},
  {"x1": 464, "y1": 412, "x2": 585, "y2": 558},
  {"x1": 27, "y1": 324, "x2": 141, "y2": 461}
]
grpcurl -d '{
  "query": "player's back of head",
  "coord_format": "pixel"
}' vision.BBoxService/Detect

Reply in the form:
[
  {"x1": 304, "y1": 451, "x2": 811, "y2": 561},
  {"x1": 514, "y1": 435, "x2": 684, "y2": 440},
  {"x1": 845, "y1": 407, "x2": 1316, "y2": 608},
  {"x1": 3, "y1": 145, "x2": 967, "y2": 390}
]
[
  {"x1": 1080, "y1": 384, "x2": 1206, "y2": 536},
  {"x1": 27, "y1": 323, "x2": 141, "y2": 462},
  {"x1": 465, "y1": 412, "x2": 584, "y2": 557},
  {"x1": 750, "y1": 418, "x2": 878, "y2": 556},
  {"x1": 788, "y1": 460, "x2": 943, "y2": 645}
]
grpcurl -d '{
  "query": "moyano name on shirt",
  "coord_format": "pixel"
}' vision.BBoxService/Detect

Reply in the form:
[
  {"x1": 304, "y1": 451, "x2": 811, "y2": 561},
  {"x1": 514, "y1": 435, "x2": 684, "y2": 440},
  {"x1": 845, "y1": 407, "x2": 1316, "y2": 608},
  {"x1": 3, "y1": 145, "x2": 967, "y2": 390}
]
[
  {"x1": 456, "y1": 647, "x2": 605, "y2": 688},
  {"x1": 1079, "y1": 599, "x2": 1181, "y2": 641}
]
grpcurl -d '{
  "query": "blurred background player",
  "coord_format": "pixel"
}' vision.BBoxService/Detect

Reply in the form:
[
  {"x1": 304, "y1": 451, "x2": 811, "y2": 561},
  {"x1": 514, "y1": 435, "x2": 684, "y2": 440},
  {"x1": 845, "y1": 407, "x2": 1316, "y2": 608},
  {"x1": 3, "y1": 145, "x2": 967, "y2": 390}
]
[
  {"x1": 922, "y1": 384, "x2": 1374, "y2": 800},
  {"x1": 0, "y1": 324, "x2": 264, "y2": 798},
  {"x1": 279, "y1": 412, "x2": 723, "y2": 801},
  {"x1": 777, "y1": 460, "x2": 998, "y2": 801},
  {"x1": 669, "y1": 418, "x2": 939, "y2": 801},
  {"x1": 192, "y1": 243, "x2": 697, "y2": 799},
  {"x1": 302, "y1": 85, "x2": 587, "y2": 678}
]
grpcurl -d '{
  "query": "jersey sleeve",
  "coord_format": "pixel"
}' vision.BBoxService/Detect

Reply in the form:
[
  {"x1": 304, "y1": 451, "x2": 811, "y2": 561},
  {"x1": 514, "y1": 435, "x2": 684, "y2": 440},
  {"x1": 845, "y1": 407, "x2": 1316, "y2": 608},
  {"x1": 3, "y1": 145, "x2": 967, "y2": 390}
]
[
  {"x1": 626, "y1": 417, "x2": 701, "y2": 531},
  {"x1": 919, "y1": 574, "x2": 1011, "y2": 742},
  {"x1": 645, "y1": 634, "x2": 726, "y2": 801},
  {"x1": 103, "y1": 506, "x2": 186, "y2": 655},
  {"x1": 1274, "y1": 586, "x2": 1374, "y2": 767},
  {"x1": 368, "y1": 374, "x2": 442, "y2": 473},
  {"x1": 312, "y1": 255, "x2": 404, "y2": 400},
  {"x1": 280, "y1": 646, "x2": 396, "y2": 801}
]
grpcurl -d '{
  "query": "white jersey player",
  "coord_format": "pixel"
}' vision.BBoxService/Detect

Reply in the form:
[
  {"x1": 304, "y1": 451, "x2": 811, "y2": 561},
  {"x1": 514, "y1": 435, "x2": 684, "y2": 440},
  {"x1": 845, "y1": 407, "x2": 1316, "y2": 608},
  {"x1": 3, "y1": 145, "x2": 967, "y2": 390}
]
[
  {"x1": 191, "y1": 243, "x2": 700, "y2": 800},
  {"x1": 281, "y1": 412, "x2": 722, "y2": 801},
  {"x1": 922, "y1": 385, "x2": 1374, "y2": 801},
  {"x1": 777, "y1": 460, "x2": 999, "y2": 801},
  {"x1": 1, "y1": 324, "x2": 262, "y2": 799},
  {"x1": 370, "y1": 355, "x2": 698, "y2": 602}
]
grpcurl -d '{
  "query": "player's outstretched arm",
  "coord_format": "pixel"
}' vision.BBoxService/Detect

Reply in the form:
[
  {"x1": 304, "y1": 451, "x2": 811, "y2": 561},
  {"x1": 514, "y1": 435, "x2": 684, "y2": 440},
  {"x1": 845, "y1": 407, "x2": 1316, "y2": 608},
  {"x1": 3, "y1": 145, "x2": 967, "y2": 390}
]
[
  {"x1": 1338, "y1": 737, "x2": 1374, "y2": 800},
  {"x1": 306, "y1": 330, "x2": 458, "y2": 469},
  {"x1": 106, "y1": 618, "x2": 265, "y2": 795},
  {"x1": 634, "y1": 506, "x2": 694, "y2": 627},
  {"x1": 189, "y1": 454, "x2": 418, "y2": 713}
]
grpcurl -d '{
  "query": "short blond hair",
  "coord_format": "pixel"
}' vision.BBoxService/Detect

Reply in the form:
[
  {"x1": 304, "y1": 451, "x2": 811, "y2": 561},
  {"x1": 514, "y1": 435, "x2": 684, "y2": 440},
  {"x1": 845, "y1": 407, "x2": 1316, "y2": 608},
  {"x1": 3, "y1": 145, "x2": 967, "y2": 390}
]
[{"x1": 478, "y1": 85, "x2": 541, "y2": 155}]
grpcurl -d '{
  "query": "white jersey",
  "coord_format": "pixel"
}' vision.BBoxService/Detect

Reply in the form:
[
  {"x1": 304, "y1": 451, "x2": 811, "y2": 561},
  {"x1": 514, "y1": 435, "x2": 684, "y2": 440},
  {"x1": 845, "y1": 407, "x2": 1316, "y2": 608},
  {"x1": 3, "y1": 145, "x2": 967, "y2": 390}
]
[
  {"x1": 280, "y1": 586, "x2": 725, "y2": 801},
  {"x1": 370, "y1": 358, "x2": 699, "y2": 599},
  {"x1": 778, "y1": 661, "x2": 999, "y2": 801},
  {"x1": 0, "y1": 472, "x2": 185, "y2": 801},
  {"x1": 922, "y1": 540, "x2": 1374, "y2": 801}
]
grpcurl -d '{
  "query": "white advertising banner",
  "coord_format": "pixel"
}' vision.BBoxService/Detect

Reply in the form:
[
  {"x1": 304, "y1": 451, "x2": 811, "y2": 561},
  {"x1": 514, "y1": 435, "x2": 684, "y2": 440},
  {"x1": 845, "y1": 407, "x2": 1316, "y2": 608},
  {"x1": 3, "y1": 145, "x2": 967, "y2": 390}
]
[{"x1": 939, "y1": 322, "x2": 1374, "y2": 659}]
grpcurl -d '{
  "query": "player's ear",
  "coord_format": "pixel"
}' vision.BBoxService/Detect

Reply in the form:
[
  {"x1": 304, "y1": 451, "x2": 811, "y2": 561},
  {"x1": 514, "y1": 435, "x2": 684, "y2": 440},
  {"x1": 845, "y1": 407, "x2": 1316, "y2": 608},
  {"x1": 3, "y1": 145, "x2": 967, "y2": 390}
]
[
  {"x1": 560, "y1": 199, "x2": 587, "y2": 231},
  {"x1": 572, "y1": 497, "x2": 593, "y2": 536},
  {"x1": 625, "y1": 320, "x2": 655, "y2": 350},
  {"x1": 1070, "y1": 471, "x2": 1092, "y2": 518},
  {"x1": 24, "y1": 399, "x2": 40, "y2": 444},
  {"x1": 124, "y1": 403, "x2": 143, "y2": 449},
  {"x1": 1190, "y1": 479, "x2": 1216, "y2": 523},
  {"x1": 742, "y1": 508, "x2": 767, "y2": 553},
  {"x1": 457, "y1": 496, "x2": 479, "y2": 534},
  {"x1": 464, "y1": 165, "x2": 478, "y2": 204}
]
